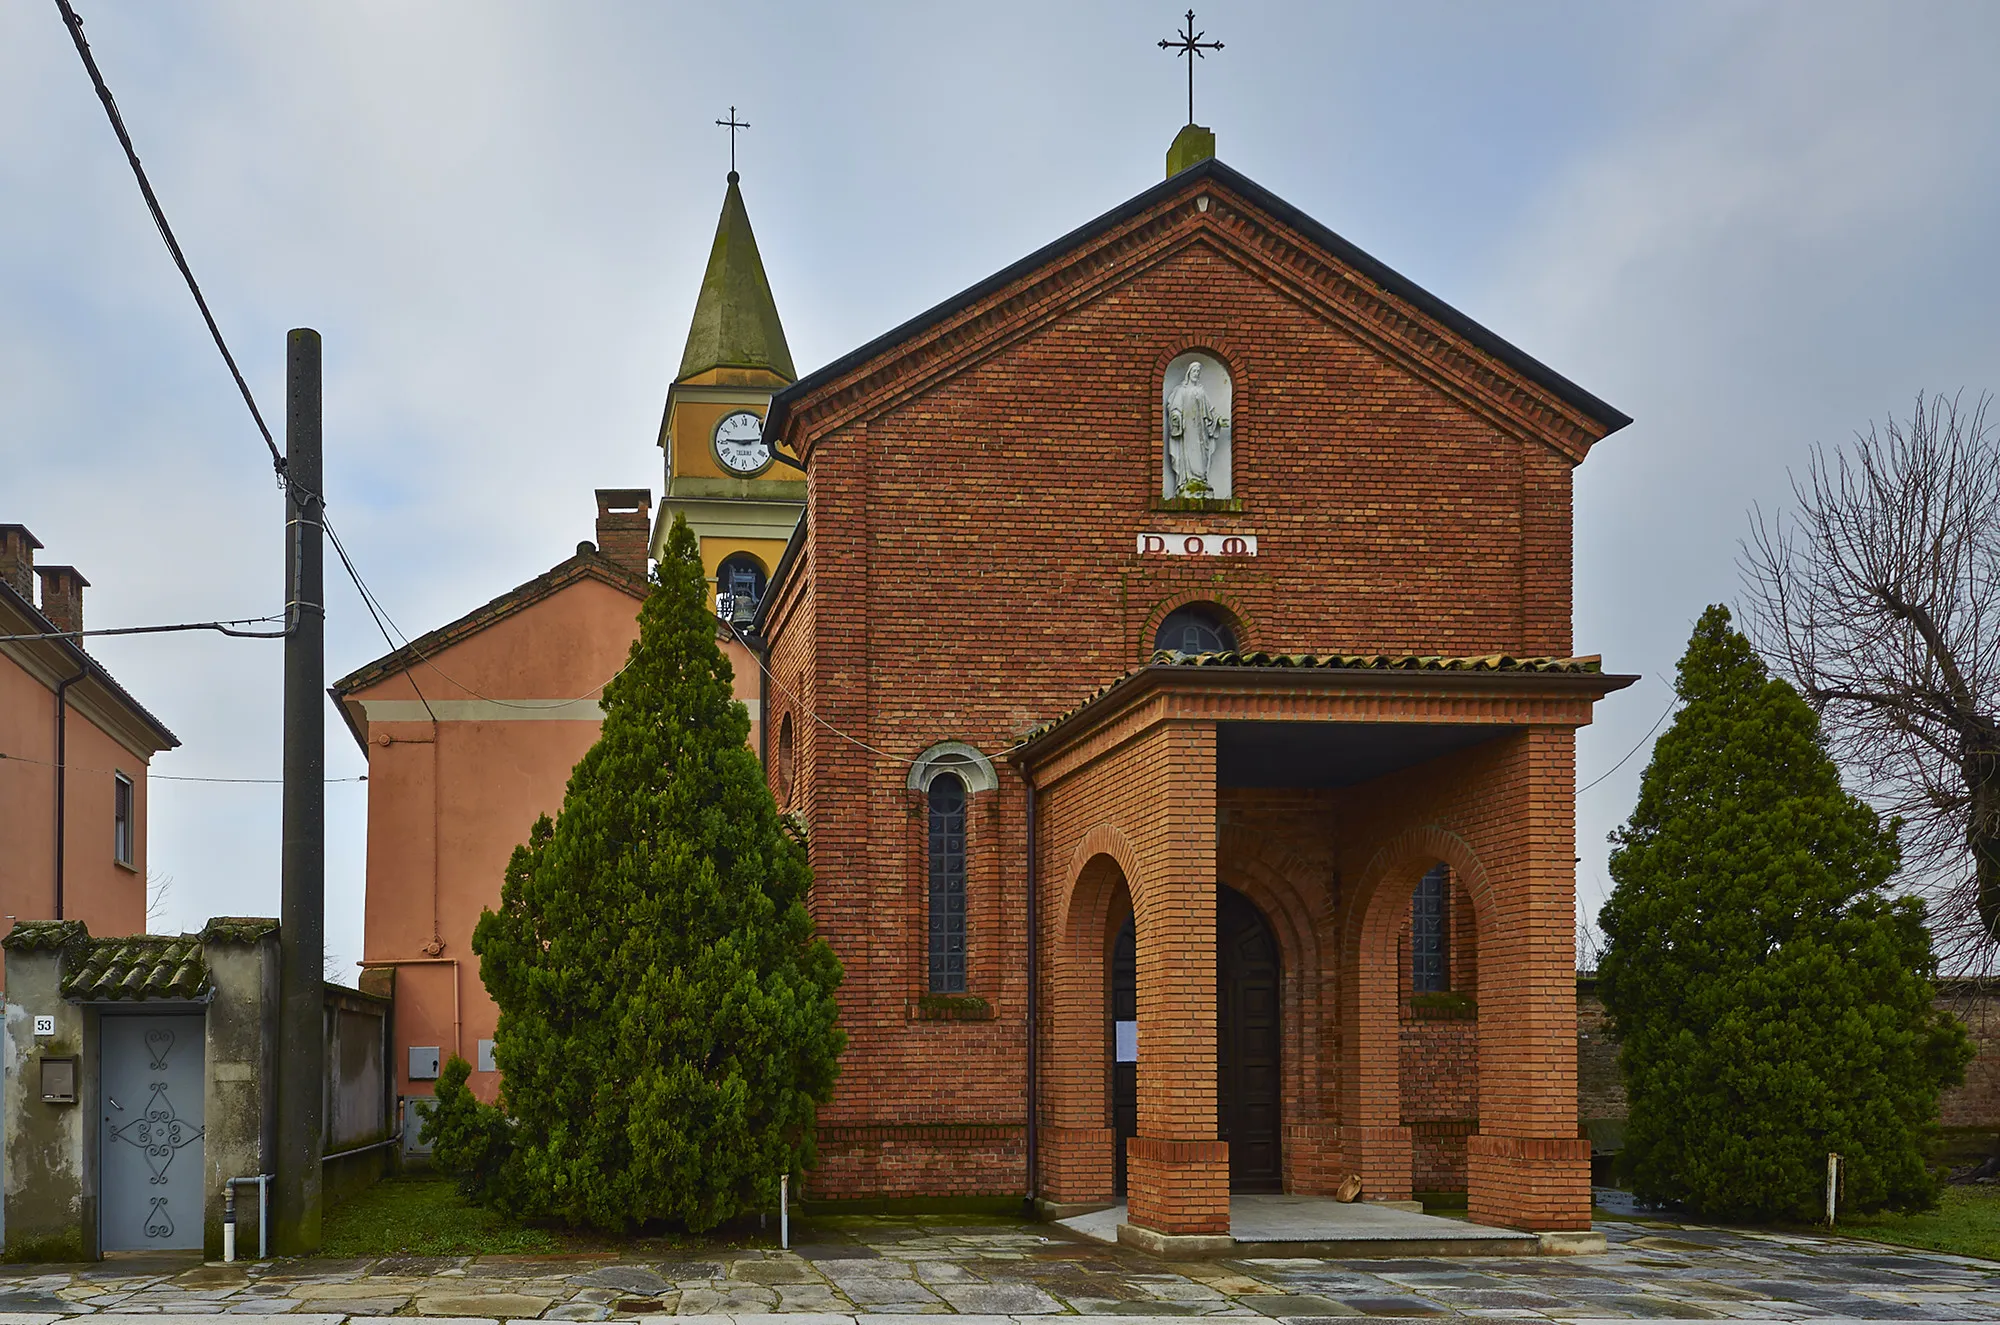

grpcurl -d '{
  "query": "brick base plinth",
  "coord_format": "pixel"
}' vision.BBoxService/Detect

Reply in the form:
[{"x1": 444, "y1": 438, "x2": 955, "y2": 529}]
[
  {"x1": 1339, "y1": 1124, "x2": 1413, "y2": 1202},
  {"x1": 1283, "y1": 1122, "x2": 1343, "y2": 1194},
  {"x1": 813, "y1": 1124, "x2": 1025, "y2": 1200},
  {"x1": 1040, "y1": 1125, "x2": 1116, "y2": 1204},
  {"x1": 1126, "y1": 1136, "x2": 1229, "y2": 1235},
  {"x1": 1467, "y1": 1133, "x2": 1591, "y2": 1231}
]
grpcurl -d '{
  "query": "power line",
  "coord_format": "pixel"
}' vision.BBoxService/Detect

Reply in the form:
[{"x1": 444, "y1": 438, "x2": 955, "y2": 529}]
[
  {"x1": 0, "y1": 751, "x2": 364, "y2": 785},
  {"x1": 322, "y1": 518, "x2": 437, "y2": 724},
  {"x1": 327, "y1": 519, "x2": 636, "y2": 710},
  {"x1": 52, "y1": 0, "x2": 283, "y2": 480},
  {"x1": 1577, "y1": 691, "x2": 1679, "y2": 796},
  {"x1": 0, "y1": 615, "x2": 288, "y2": 643},
  {"x1": 720, "y1": 616, "x2": 923, "y2": 768}
]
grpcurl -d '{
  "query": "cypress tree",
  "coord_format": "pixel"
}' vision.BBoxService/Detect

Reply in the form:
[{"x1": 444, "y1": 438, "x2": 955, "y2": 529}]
[
  {"x1": 1597, "y1": 605, "x2": 1970, "y2": 1221},
  {"x1": 430, "y1": 513, "x2": 844, "y2": 1232}
]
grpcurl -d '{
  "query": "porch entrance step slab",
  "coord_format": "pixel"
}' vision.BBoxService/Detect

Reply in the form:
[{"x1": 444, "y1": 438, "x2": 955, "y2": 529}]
[{"x1": 1053, "y1": 1195, "x2": 1548, "y2": 1259}]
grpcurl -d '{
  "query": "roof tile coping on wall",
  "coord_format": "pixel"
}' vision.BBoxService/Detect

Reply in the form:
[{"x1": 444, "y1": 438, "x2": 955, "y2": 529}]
[
  {"x1": 2, "y1": 918, "x2": 277, "y2": 1002},
  {"x1": 200, "y1": 916, "x2": 278, "y2": 945},
  {"x1": 1012, "y1": 651, "x2": 1636, "y2": 758},
  {"x1": 62, "y1": 935, "x2": 211, "y2": 1002},
  {"x1": 2, "y1": 918, "x2": 92, "y2": 953}
]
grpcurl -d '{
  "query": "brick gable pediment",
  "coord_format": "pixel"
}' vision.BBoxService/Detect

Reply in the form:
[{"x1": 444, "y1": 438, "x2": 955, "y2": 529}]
[{"x1": 765, "y1": 160, "x2": 1627, "y2": 467}]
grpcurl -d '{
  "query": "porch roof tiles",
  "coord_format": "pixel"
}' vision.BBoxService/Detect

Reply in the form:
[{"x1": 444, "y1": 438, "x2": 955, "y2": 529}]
[{"x1": 1013, "y1": 651, "x2": 1628, "y2": 760}]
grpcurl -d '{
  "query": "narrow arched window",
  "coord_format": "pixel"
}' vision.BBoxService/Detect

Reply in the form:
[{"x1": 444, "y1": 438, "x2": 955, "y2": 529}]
[
  {"x1": 775, "y1": 712, "x2": 795, "y2": 808},
  {"x1": 1412, "y1": 863, "x2": 1451, "y2": 993},
  {"x1": 928, "y1": 773, "x2": 968, "y2": 993},
  {"x1": 1154, "y1": 604, "x2": 1238, "y2": 656}
]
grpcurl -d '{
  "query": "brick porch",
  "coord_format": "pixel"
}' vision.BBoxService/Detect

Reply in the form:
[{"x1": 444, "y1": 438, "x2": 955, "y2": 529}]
[{"x1": 1021, "y1": 653, "x2": 1634, "y2": 1236}]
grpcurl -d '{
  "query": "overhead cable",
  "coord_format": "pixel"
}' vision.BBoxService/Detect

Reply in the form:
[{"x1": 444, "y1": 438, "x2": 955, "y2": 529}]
[
  {"x1": 0, "y1": 751, "x2": 365, "y2": 785},
  {"x1": 52, "y1": 0, "x2": 283, "y2": 479}
]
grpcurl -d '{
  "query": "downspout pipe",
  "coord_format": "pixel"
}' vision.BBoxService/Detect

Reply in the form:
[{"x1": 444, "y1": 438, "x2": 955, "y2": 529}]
[
  {"x1": 1023, "y1": 768, "x2": 1038, "y2": 1210},
  {"x1": 53, "y1": 661, "x2": 87, "y2": 920}
]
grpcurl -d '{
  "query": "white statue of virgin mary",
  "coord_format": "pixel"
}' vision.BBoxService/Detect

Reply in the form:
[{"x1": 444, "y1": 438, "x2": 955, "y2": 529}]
[{"x1": 1164, "y1": 356, "x2": 1231, "y2": 497}]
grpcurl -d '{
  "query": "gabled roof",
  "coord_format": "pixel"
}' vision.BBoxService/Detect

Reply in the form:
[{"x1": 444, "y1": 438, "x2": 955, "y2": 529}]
[
  {"x1": 330, "y1": 548, "x2": 650, "y2": 701},
  {"x1": 764, "y1": 156, "x2": 1628, "y2": 451},
  {"x1": 0, "y1": 577, "x2": 178, "y2": 752},
  {"x1": 678, "y1": 172, "x2": 796, "y2": 383}
]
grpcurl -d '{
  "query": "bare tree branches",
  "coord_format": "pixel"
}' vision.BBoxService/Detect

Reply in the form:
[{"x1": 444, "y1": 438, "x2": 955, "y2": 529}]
[
  {"x1": 1742, "y1": 392, "x2": 2000, "y2": 969},
  {"x1": 145, "y1": 870, "x2": 173, "y2": 931}
]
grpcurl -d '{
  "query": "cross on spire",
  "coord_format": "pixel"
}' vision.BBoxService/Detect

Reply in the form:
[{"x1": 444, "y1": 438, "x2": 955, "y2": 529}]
[
  {"x1": 1158, "y1": 9, "x2": 1223, "y2": 127},
  {"x1": 715, "y1": 105, "x2": 750, "y2": 177}
]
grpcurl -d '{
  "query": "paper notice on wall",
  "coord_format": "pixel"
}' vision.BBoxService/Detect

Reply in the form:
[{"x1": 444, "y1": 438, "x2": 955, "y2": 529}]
[{"x1": 1115, "y1": 1019, "x2": 1138, "y2": 1063}]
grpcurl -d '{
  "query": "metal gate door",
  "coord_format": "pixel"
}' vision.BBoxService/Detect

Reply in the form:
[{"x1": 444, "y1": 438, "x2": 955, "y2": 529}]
[{"x1": 99, "y1": 1014, "x2": 205, "y2": 1251}]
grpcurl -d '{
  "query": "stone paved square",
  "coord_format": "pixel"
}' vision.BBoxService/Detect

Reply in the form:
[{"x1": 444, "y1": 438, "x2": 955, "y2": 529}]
[{"x1": 0, "y1": 1212, "x2": 1994, "y2": 1321}]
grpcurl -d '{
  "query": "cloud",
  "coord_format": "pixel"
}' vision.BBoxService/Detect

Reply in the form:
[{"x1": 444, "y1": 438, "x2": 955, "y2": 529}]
[{"x1": 6, "y1": 0, "x2": 1999, "y2": 972}]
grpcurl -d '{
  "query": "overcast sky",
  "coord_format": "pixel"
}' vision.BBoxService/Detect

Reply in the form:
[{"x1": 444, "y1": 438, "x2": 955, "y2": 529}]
[{"x1": 5, "y1": 2, "x2": 1999, "y2": 975}]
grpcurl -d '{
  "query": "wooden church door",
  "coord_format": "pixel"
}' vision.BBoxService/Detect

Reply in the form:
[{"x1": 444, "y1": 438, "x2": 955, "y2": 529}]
[{"x1": 1218, "y1": 886, "x2": 1282, "y2": 1191}]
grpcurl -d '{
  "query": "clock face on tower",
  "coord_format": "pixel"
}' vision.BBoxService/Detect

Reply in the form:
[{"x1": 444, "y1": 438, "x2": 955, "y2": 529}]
[{"x1": 712, "y1": 410, "x2": 771, "y2": 476}]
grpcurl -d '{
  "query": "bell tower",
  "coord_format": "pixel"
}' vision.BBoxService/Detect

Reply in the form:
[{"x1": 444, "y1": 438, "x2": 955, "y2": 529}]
[{"x1": 650, "y1": 166, "x2": 803, "y2": 616}]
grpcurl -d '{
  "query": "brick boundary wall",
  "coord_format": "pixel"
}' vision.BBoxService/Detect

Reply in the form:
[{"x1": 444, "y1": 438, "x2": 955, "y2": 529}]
[{"x1": 1578, "y1": 977, "x2": 2000, "y2": 1164}]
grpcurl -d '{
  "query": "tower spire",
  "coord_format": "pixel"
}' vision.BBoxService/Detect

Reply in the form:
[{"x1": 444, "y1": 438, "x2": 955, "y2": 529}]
[{"x1": 676, "y1": 169, "x2": 795, "y2": 384}]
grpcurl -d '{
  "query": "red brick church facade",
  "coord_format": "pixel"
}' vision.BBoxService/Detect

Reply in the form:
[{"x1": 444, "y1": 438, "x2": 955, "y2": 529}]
[{"x1": 751, "y1": 149, "x2": 1634, "y2": 1236}]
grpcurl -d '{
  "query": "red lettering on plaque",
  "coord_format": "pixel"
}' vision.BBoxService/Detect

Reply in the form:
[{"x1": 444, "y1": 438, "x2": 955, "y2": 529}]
[
  {"x1": 1221, "y1": 536, "x2": 1247, "y2": 555},
  {"x1": 1184, "y1": 536, "x2": 1204, "y2": 554}
]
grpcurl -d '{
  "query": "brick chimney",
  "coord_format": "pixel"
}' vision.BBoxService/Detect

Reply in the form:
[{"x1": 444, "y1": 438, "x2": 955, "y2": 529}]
[
  {"x1": 594, "y1": 489, "x2": 652, "y2": 575},
  {"x1": 0, "y1": 525, "x2": 42, "y2": 601},
  {"x1": 36, "y1": 565, "x2": 89, "y2": 637}
]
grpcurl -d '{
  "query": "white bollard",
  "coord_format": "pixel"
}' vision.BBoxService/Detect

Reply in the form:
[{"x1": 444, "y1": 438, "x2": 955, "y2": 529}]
[
  {"x1": 1826, "y1": 1152, "x2": 1841, "y2": 1226},
  {"x1": 781, "y1": 1172, "x2": 790, "y2": 1250},
  {"x1": 222, "y1": 1184, "x2": 237, "y2": 1263}
]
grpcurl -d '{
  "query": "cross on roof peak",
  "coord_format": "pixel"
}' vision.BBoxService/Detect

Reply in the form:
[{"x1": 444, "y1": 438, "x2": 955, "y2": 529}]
[
  {"x1": 715, "y1": 105, "x2": 750, "y2": 179},
  {"x1": 1158, "y1": 9, "x2": 1223, "y2": 127}
]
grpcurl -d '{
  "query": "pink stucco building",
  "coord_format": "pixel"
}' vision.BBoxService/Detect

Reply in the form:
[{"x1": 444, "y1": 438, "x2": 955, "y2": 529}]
[
  {"x1": 0, "y1": 525, "x2": 179, "y2": 970},
  {"x1": 330, "y1": 491, "x2": 761, "y2": 1105}
]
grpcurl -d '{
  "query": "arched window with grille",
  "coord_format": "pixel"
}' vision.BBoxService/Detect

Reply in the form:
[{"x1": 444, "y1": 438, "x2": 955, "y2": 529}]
[
  {"x1": 927, "y1": 773, "x2": 968, "y2": 993},
  {"x1": 1411, "y1": 863, "x2": 1451, "y2": 993},
  {"x1": 1154, "y1": 603, "x2": 1238, "y2": 656}
]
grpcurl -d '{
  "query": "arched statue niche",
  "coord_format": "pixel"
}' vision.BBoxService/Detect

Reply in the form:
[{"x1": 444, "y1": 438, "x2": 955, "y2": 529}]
[{"x1": 1162, "y1": 351, "x2": 1234, "y2": 499}]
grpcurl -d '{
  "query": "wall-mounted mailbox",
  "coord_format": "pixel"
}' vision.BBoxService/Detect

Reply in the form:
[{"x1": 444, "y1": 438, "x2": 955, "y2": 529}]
[
  {"x1": 40, "y1": 1055, "x2": 78, "y2": 1104},
  {"x1": 408, "y1": 1046, "x2": 440, "y2": 1080}
]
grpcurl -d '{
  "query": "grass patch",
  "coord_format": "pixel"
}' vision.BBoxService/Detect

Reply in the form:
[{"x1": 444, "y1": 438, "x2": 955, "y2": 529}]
[
  {"x1": 1830, "y1": 1185, "x2": 2000, "y2": 1262},
  {"x1": 319, "y1": 1173, "x2": 801, "y2": 1258},
  {"x1": 318, "y1": 1174, "x2": 569, "y2": 1257}
]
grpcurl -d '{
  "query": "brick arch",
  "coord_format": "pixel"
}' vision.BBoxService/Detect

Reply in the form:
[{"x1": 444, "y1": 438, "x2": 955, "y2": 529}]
[
  {"x1": 1216, "y1": 825, "x2": 1324, "y2": 981},
  {"x1": 1218, "y1": 827, "x2": 1336, "y2": 1191},
  {"x1": 1339, "y1": 824, "x2": 1498, "y2": 1203},
  {"x1": 1149, "y1": 337, "x2": 1253, "y2": 391},
  {"x1": 1041, "y1": 828, "x2": 1142, "y2": 1205},
  {"x1": 1059, "y1": 824, "x2": 1143, "y2": 942},
  {"x1": 1352, "y1": 824, "x2": 1498, "y2": 946},
  {"x1": 1139, "y1": 590, "x2": 1257, "y2": 659}
]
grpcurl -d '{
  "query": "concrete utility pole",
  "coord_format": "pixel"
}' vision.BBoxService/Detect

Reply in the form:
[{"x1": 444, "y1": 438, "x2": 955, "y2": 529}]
[{"x1": 274, "y1": 328, "x2": 325, "y2": 1253}]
